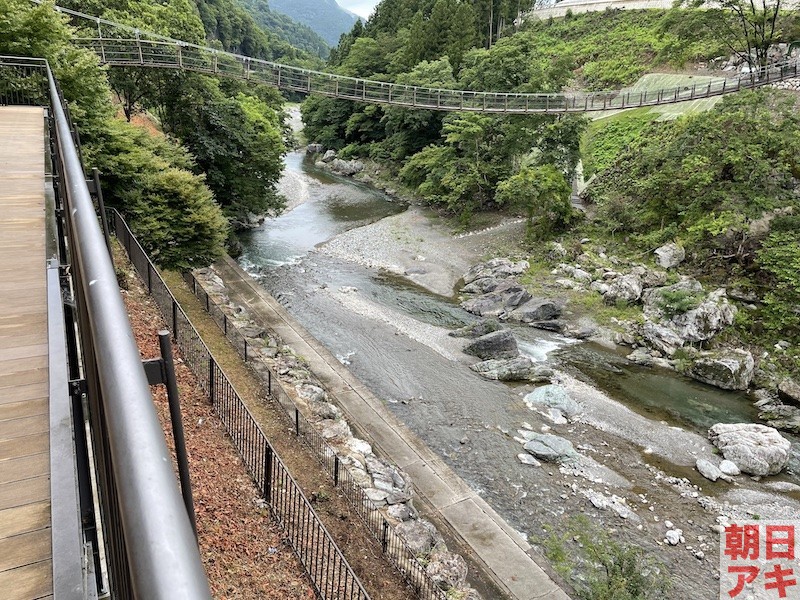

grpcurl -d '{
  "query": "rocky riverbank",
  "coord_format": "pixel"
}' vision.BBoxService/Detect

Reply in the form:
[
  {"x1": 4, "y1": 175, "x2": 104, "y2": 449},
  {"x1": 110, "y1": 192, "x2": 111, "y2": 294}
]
[{"x1": 288, "y1": 143, "x2": 800, "y2": 598}]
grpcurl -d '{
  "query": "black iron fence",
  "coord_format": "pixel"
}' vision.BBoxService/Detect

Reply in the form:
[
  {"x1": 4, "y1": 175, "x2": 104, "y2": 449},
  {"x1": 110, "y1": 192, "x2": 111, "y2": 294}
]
[
  {"x1": 110, "y1": 210, "x2": 371, "y2": 600},
  {"x1": 180, "y1": 272, "x2": 450, "y2": 600}
]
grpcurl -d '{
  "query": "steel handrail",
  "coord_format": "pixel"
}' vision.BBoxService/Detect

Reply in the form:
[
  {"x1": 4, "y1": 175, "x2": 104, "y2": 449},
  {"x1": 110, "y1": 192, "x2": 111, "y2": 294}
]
[{"x1": 42, "y1": 60, "x2": 211, "y2": 598}]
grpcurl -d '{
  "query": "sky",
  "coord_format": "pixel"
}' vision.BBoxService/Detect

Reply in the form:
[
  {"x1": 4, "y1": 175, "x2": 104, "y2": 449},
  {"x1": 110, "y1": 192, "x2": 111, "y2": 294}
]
[{"x1": 336, "y1": 0, "x2": 380, "y2": 19}]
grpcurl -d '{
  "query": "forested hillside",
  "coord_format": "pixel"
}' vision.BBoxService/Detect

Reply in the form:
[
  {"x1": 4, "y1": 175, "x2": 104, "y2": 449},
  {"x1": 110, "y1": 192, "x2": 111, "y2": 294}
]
[
  {"x1": 304, "y1": 0, "x2": 800, "y2": 348},
  {"x1": 268, "y1": 0, "x2": 360, "y2": 46},
  {"x1": 20, "y1": 0, "x2": 296, "y2": 268},
  {"x1": 303, "y1": 4, "x2": 730, "y2": 229},
  {"x1": 239, "y1": 0, "x2": 330, "y2": 58}
]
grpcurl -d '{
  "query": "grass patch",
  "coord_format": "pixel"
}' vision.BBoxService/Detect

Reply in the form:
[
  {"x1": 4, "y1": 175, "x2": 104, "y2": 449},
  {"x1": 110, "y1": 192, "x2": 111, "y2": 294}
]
[{"x1": 536, "y1": 515, "x2": 671, "y2": 600}]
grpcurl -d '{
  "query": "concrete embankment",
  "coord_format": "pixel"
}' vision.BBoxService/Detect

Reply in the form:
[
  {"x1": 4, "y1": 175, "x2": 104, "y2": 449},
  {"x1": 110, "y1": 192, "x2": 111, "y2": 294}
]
[{"x1": 213, "y1": 255, "x2": 572, "y2": 600}]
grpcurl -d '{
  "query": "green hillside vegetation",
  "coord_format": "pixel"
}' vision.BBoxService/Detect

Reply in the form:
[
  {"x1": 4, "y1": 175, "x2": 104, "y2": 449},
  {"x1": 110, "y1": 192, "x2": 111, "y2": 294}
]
[
  {"x1": 587, "y1": 89, "x2": 800, "y2": 337},
  {"x1": 7, "y1": 0, "x2": 295, "y2": 268},
  {"x1": 303, "y1": 6, "x2": 751, "y2": 228},
  {"x1": 239, "y1": 0, "x2": 330, "y2": 58},
  {"x1": 268, "y1": 0, "x2": 359, "y2": 47}
]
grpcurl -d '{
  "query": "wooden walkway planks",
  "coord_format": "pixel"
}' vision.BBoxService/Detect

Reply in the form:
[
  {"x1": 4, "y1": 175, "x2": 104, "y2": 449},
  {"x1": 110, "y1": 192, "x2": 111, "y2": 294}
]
[{"x1": 0, "y1": 106, "x2": 52, "y2": 600}]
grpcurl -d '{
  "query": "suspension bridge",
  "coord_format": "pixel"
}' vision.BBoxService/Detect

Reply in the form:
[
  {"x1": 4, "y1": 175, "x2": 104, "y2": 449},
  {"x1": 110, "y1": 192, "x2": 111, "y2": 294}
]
[{"x1": 49, "y1": 3, "x2": 800, "y2": 114}]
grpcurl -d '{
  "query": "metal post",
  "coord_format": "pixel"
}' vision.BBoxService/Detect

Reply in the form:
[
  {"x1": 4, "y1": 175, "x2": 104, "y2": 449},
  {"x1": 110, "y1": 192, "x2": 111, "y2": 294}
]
[
  {"x1": 295, "y1": 407, "x2": 300, "y2": 436},
  {"x1": 244, "y1": 339, "x2": 248, "y2": 362},
  {"x1": 267, "y1": 369, "x2": 271, "y2": 394},
  {"x1": 91, "y1": 168, "x2": 113, "y2": 262},
  {"x1": 264, "y1": 445, "x2": 273, "y2": 502},
  {"x1": 147, "y1": 261, "x2": 152, "y2": 293},
  {"x1": 158, "y1": 331, "x2": 198, "y2": 539},
  {"x1": 209, "y1": 357, "x2": 215, "y2": 402},
  {"x1": 381, "y1": 520, "x2": 389, "y2": 553},
  {"x1": 172, "y1": 299, "x2": 178, "y2": 342},
  {"x1": 334, "y1": 456, "x2": 340, "y2": 487}
]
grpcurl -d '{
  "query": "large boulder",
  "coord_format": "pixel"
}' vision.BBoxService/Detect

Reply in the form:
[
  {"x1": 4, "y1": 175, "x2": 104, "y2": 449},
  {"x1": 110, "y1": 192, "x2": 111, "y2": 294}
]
[
  {"x1": 396, "y1": 519, "x2": 443, "y2": 555},
  {"x1": 778, "y1": 378, "x2": 800, "y2": 408},
  {"x1": 463, "y1": 258, "x2": 529, "y2": 284},
  {"x1": 460, "y1": 282, "x2": 531, "y2": 317},
  {"x1": 306, "y1": 143, "x2": 324, "y2": 154},
  {"x1": 523, "y1": 433, "x2": 579, "y2": 463},
  {"x1": 321, "y1": 149, "x2": 336, "y2": 162},
  {"x1": 603, "y1": 274, "x2": 643, "y2": 305},
  {"x1": 708, "y1": 423, "x2": 791, "y2": 476},
  {"x1": 654, "y1": 242, "x2": 686, "y2": 268},
  {"x1": 642, "y1": 279, "x2": 704, "y2": 318},
  {"x1": 461, "y1": 277, "x2": 502, "y2": 294},
  {"x1": 641, "y1": 321, "x2": 685, "y2": 356},
  {"x1": 426, "y1": 550, "x2": 468, "y2": 591},
  {"x1": 470, "y1": 357, "x2": 552, "y2": 382},
  {"x1": 523, "y1": 385, "x2": 582, "y2": 420},
  {"x1": 671, "y1": 290, "x2": 737, "y2": 343},
  {"x1": 463, "y1": 330, "x2": 519, "y2": 360},
  {"x1": 329, "y1": 158, "x2": 364, "y2": 176},
  {"x1": 507, "y1": 298, "x2": 561, "y2": 323},
  {"x1": 687, "y1": 349, "x2": 755, "y2": 390}
]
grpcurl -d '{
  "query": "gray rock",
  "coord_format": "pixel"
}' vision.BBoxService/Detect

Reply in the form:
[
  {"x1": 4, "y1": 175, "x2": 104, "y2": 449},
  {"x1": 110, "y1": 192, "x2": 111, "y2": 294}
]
[
  {"x1": 642, "y1": 321, "x2": 685, "y2": 357},
  {"x1": 687, "y1": 349, "x2": 755, "y2": 390},
  {"x1": 470, "y1": 357, "x2": 552, "y2": 382},
  {"x1": 460, "y1": 282, "x2": 531, "y2": 318},
  {"x1": 627, "y1": 347, "x2": 656, "y2": 366},
  {"x1": 461, "y1": 277, "x2": 502, "y2": 294},
  {"x1": 330, "y1": 158, "x2": 364, "y2": 176},
  {"x1": 696, "y1": 459, "x2": 722, "y2": 482},
  {"x1": 448, "y1": 319, "x2": 503, "y2": 339},
  {"x1": 508, "y1": 298, "x2": 561, "y2": 323},
  {"x1": 654, "y1": 242, "x2": 686, "y2": 268},
  {"x1": 530, "y1": 320, "x2": 565, "y2": 333},
  {"x1": 387, "y1": 503, "x2": 415, "y2": 521},
  {"x1": 320, "y1": 419, "x2": 351, "y2": 440},
  {"x1": 642, "y1": 279, "x2": 704, "y2": 318},
  {"x1": 642, "y1": 269, "x2": 669, "y2": 288},
  {"x1": 670, "y1": 289, "x2": 737, "y2": 343},
  {"x1": 604, "y1": 274, "x2": 643, "y2": 305},
  {"x1": 426, "y1": 550, "x2": 468, "y2": 591},
  {"x1": 665, "y1": 529, "x2": 684, "y2": 545},
  {"x1": 778, "y1": 378, "x2": 800, "y2": 408},
  {"x1": 523, "y1": 433, "x2": 579, "y2": 463},
  {"x1": 396, "y1": 519, "x2": 442, "y2": 555},
  {"x1": 758, "y1": 402, "x2": 800, "y2": 434},
  {"x1": 523, "y1": 384, "x2": 582, "y2": 419},
  {"x1": 590, "y1": 281, "x2": 610, "y2": 295},
  {"x1": 306, "y1": 143, "x2": 324, "y2": 154},
  {"x1": 719, "y1": 460, "x2": 740, "y2": 476},
  {"x1": 517, "y1": 453, "x2": 542, "y2": 466},
  {"x1": 364, "y1": 488, "x2": 389, "y2": 505},
  {"x1": 309, "y1": 401, "x2": 341, "y2": 421},
  {"x1": 582, "y1": 490, "x2": 636, "y2": 520},
  {"x1": 709, "y1": 423, "x2": 791, "y2": 476},
  {"x1": 321, "y1": 149, "x2": 336, "y2": 162},
  {"x1": 463, "y1": 258, "x2": 529, "y2": 284},
  {"x1": 297, "y1": 383, "x2": 326, "y2": 403},
  {"x1": 463, "y1": 330, "x2": 519, "y2": 360},
  {"x1": 572, "y1": 268, "x2": 593, "y2": 282}
]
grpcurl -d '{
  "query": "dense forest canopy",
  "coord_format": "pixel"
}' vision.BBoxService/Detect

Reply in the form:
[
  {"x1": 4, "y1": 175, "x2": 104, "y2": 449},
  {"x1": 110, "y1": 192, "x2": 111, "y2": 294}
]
[{"x1": 2, "y1": 0, "x2": 304, "y2": 268}]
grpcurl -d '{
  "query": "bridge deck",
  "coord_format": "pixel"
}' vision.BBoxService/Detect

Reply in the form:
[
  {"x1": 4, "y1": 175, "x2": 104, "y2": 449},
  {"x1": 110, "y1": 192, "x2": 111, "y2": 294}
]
[{"x1": 0, "y1": 106, "x2": 53, "y2": 600}]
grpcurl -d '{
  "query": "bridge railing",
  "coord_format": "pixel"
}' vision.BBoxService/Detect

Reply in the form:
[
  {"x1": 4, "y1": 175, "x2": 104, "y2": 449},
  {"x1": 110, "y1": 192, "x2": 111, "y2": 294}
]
[
  {"x1": 0, "y1": 55, "x2": 213, "y2": 599},
  {"x1": 73, "y1": 35, "x2": 799, "y2": 113}
]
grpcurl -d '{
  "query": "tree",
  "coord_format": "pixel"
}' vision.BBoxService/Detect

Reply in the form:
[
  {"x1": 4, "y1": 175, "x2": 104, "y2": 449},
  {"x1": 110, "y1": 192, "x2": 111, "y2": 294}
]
[
  {"x1": 682, "y1": 0, "x2": 781, "y2": 69},
  {"x1": 495, "y1": 165, "x2": 573, "y2": 241}
]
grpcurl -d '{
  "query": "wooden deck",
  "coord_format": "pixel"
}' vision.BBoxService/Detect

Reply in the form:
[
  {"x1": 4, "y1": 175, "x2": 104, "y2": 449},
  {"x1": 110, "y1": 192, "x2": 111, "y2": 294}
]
[{"x1": 0, "y1": 106, "x2": 53, "y2": 600}]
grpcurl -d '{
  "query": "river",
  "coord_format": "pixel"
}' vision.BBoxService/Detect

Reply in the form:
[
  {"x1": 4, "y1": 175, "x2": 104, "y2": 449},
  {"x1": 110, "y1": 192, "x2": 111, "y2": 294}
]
[{"x1": 237, "y1": 150, "x2": 800, "y2": 599}]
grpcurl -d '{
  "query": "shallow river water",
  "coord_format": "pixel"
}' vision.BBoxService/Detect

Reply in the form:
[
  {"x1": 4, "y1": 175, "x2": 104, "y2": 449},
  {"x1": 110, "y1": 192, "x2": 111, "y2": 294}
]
[{"x1": 238, "y1": 152, "x2": 797, "y2": 598}]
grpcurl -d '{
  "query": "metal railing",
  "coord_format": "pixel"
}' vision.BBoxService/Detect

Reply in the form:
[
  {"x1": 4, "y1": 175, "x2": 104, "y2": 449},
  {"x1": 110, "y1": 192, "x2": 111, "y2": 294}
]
[
  {"x1": 110, "y1": 210, "x2": 371, "y2": 600},
  {"x1": 180, "y1": 271, "x2": 451, "y2": 600},
  {"x1": 43, "y1": 3, "x2": 800, "y2": 114},
  {"x1": 0, "y1": 56, "x2": 212, "y2": 597},
  {"x1": 42, "y1": 60, "x2": 213, "y2": 598}
]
